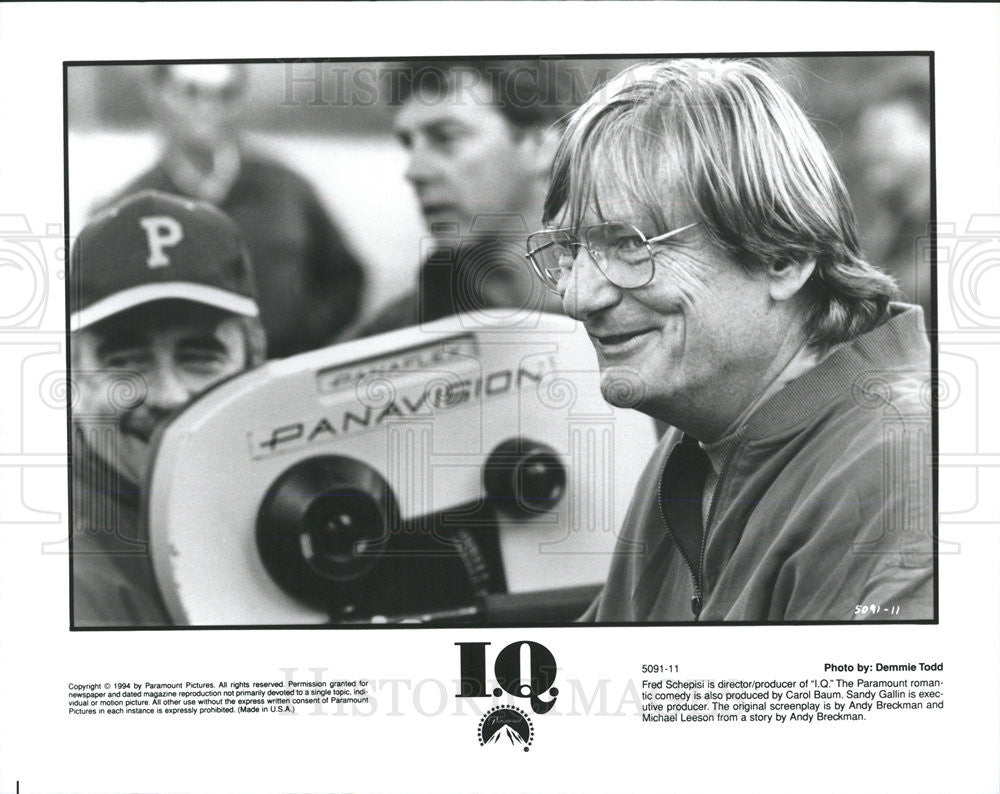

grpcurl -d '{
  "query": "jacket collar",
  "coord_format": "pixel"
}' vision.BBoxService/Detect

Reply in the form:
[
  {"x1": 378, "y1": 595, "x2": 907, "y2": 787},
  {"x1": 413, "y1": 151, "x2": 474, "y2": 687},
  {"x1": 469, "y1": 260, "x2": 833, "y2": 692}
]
[{"x1": 705, "y1": 303, "x2": 929, "y2": 459}]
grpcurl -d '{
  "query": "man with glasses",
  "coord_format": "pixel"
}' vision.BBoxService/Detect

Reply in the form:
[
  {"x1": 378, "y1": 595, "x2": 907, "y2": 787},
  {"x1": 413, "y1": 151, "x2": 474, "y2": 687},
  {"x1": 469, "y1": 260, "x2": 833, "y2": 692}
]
[{"x1": 527, "y1": 60, "x2": 932, "y2": 622}]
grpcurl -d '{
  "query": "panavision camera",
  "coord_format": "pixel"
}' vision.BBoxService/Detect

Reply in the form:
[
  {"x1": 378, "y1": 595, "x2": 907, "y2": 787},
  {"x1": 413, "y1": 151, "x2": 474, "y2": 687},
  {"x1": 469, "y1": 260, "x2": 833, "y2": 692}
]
[{"x1": 147, "y1": 312, "x2": 657, "y2": 625}]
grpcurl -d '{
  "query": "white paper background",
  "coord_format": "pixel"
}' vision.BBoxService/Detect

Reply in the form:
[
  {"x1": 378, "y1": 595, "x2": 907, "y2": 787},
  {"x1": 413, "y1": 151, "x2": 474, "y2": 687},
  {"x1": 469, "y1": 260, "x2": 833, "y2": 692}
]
[{"x1": 0, "y1": 2, "x2": 998, "y2": 792}]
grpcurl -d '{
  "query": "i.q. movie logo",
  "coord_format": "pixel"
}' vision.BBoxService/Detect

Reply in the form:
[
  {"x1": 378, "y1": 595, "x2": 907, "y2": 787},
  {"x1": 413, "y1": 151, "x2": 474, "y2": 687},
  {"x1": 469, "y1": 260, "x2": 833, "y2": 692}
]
[{"x1": 456, "y1": 641, "x2": 558, "y2": 751}]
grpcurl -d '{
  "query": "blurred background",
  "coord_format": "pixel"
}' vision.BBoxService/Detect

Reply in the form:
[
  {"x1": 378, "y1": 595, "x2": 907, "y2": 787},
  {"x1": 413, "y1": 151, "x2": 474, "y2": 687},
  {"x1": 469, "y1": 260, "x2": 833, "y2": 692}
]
[{"x1": 67, "y1": 56, "x2": 932, "y2": 327}]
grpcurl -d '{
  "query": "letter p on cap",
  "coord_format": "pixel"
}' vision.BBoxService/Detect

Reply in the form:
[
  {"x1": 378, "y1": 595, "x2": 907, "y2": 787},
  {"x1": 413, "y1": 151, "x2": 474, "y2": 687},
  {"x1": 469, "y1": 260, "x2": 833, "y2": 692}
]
[{"x1": 140, "y1": 215, "x2": 184, "y2": 268}]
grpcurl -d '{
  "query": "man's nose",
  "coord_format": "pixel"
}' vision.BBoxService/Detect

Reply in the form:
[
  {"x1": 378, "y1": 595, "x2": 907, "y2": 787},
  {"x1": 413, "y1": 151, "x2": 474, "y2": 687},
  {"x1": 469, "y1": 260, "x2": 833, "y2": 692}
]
[
  {"x1": 404, "y1": 141, "x2": 439, "y2": 186},
  {"x1": 561, "y1": 246, "x2": 621, "y2": 321},
  {"x1": 144, "y1": 365, "x2": 195, "y2": 411}
]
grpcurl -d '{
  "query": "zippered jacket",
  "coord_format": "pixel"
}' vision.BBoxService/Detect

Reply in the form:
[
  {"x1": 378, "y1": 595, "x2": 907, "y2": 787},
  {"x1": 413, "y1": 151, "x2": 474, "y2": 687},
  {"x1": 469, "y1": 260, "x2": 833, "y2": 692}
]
[{"x1": 583, "y1": 304, "x2": 933, "y2": 622}]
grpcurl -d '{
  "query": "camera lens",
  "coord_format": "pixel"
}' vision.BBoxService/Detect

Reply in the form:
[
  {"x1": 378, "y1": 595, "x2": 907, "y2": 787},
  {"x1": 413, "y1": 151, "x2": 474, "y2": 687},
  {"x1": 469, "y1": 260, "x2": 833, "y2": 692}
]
[
  {"x1": 484, "y1": 438, "x2": 566, "y2": 517},
  {"x1": 518, "y1": 450, "x2": 565, "y2": 507},
  {"x1": 301, "y1": 489, "x2": 385, "y2": 571},
  {"x1": 256, "y1": 456, "x2": 397, "y2": 609}
]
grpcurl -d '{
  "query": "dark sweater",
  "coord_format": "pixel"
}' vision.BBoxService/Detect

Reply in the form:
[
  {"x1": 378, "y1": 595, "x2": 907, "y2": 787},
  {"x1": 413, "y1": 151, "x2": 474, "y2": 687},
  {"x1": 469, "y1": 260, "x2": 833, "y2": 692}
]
[{"x1": 110, "y1": 154, "x2": 365, "y2": 358}]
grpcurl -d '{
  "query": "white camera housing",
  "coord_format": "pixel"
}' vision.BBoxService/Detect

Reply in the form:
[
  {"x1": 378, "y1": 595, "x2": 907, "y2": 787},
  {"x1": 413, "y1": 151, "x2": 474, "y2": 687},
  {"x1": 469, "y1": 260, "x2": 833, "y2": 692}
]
[{"x1": 147, "y1": 312, "x2": 658, "y2": 625}]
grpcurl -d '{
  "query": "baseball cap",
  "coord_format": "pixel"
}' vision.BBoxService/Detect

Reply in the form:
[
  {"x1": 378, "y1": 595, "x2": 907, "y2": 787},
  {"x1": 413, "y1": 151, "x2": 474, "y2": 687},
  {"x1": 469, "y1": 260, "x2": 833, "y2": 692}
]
[{"x1": 70, "y1": 190, "x2": 259, "y2": 330}]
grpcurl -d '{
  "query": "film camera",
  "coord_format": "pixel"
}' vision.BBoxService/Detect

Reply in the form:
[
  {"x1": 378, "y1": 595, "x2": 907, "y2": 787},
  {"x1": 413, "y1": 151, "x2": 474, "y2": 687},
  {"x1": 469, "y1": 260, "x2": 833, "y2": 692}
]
[{"x1": 147, "y1": 312, "x2": 658, "y2": 625}]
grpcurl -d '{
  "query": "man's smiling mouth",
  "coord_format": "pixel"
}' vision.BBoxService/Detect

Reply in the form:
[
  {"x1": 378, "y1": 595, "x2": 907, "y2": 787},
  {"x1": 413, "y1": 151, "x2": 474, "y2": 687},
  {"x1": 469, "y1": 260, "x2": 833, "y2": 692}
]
[{"x1": 590, "y1": 328, "x2": 657, "y2": 356}]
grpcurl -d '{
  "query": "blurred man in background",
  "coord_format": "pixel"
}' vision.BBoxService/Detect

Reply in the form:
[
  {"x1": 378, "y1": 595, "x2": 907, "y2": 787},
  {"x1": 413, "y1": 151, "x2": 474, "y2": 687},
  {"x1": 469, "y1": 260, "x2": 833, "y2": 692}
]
[
  {"x1": 357, "y1": 60, "x2": 574, "y2": 335},
  {"x1": 108, "y1": 63, "x2": 364, "y2": 358},
  {"x1": 71, "y1": 191, "x2": 265, "y2": 626},
  {"x1": 854, "y1": 79, "x2": 933, "y2": 321}
]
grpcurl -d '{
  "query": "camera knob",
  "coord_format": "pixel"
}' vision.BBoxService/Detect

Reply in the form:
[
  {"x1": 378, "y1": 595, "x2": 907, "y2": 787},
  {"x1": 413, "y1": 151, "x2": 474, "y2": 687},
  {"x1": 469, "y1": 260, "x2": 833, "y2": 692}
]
[
  {"x1": 484, "y1": 438, "x2": 566, "y2": 517},
  {"x1": 256, "y1": 456, "x2": 397, "y2": 609}
]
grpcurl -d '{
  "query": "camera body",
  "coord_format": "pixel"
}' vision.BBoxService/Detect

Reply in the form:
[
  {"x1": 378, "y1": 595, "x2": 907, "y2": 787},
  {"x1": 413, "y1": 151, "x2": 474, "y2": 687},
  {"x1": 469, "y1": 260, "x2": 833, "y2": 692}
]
[{"x1": 147, "y1": 312, "x2": 658, "y2": 625}]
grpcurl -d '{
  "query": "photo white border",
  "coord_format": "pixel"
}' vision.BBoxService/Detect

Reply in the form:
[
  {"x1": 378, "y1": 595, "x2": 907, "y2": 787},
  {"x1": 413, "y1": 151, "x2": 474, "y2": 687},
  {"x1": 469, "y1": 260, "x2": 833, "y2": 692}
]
[{"x1": 1, "y1": 2, "x2": 998, "y2": 792}]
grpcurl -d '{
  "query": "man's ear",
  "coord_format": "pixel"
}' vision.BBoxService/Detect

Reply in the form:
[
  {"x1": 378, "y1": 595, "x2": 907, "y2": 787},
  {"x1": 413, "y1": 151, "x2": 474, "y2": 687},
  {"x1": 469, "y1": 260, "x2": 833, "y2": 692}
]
[{"x1": 767, "y1": 257, "x2": 816, "y2": 303}]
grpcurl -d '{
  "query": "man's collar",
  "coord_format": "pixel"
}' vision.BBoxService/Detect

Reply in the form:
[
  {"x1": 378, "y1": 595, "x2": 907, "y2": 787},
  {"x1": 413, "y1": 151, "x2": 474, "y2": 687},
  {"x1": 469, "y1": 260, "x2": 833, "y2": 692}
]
[
  {"x1": 698, "y1": 303, "x2": 928, "y2": 467},
  {"x1": 162, "y1": 142, "x2": 241, "y2": 203},
  {"x1": 700, "y1": 341, "x2": 826, "y2": 473}
]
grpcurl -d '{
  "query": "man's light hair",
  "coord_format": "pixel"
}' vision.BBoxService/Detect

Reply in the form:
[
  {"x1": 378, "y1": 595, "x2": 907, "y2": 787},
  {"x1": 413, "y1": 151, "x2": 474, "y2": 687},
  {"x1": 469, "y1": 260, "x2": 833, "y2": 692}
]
[{"x1": 544, "y1": 59, "x2": 900, "y2": 349}]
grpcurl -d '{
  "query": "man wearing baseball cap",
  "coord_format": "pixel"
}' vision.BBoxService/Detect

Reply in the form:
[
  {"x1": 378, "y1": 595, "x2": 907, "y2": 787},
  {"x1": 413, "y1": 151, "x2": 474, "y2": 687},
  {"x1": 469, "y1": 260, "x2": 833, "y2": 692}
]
[{"x1": 70, "y1": 190, "x2": 265, "y2": 626}]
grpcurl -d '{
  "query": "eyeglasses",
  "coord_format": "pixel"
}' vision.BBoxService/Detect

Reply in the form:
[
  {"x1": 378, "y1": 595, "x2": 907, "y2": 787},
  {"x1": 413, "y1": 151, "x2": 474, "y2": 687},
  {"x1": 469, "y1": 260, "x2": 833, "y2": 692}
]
[{"x1": 525, "y1": 221, "x2": 699, "y2": 293}]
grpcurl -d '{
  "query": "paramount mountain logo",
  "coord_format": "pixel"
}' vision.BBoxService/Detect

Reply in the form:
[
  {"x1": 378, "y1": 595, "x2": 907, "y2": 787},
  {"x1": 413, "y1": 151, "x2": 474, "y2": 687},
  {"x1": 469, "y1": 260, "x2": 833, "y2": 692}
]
[
  {"x1": 478, "y1": 705, "x2": 533, "y2": 751},
  {"x1": 457, "y1": 640, "x2": 557, "y2": 750}
]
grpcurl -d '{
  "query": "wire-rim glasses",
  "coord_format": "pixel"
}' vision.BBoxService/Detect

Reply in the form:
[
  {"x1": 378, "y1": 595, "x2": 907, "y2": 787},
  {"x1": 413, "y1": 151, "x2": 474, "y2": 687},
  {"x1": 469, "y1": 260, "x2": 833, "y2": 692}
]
[{"x1": 525, "y1": 221, "x2": 699, "y2": 294}]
